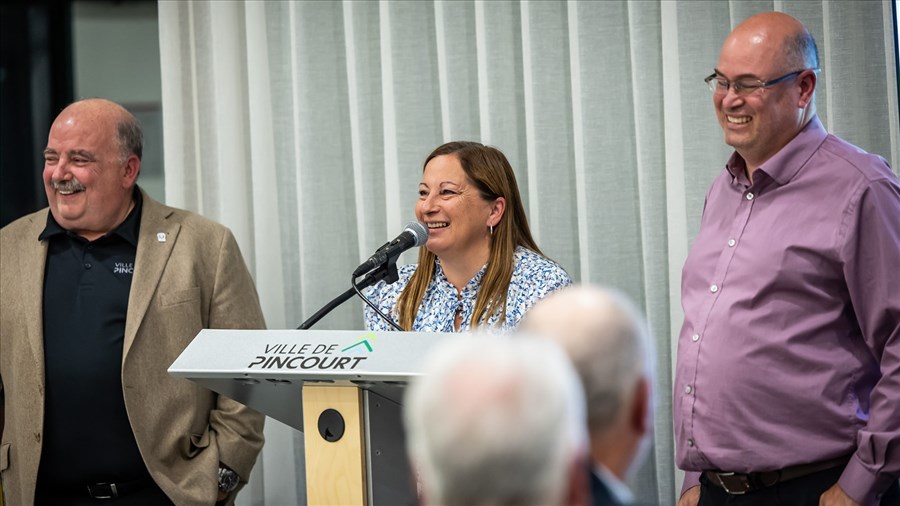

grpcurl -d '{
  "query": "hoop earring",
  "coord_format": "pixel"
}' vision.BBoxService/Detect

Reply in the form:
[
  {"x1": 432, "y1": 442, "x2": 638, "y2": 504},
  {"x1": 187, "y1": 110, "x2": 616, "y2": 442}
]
[{"x1": 490, "y1": 225, "x2": 494, "y2": 236}]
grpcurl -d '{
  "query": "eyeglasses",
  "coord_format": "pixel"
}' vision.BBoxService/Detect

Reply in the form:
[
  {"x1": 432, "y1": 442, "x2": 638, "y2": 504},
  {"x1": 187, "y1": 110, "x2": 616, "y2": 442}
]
[{"x1": 704, "y1": 69, "x2": 818, "y2": 96}]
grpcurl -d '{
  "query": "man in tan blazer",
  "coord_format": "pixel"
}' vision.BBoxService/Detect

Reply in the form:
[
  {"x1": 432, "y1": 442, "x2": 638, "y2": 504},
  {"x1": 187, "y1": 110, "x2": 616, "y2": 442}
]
[{"x1": 0, "y1": 98, "x2": 266, "y2": 505}]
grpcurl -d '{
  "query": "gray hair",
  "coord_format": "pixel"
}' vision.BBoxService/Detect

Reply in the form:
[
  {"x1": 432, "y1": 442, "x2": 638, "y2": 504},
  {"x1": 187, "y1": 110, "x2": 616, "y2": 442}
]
[
  {"x1": 116, "y1": 113, "x2": 143, "y2": 162},
  {"x1": 521, "y1": 285, "x2": 654, "y2": 437},
  {"x1": 785, "y1": 28, "x2": 819, "y2": 70},
  {"x1": 404, "y1": 335, "x2": 587, "y2": 506}
]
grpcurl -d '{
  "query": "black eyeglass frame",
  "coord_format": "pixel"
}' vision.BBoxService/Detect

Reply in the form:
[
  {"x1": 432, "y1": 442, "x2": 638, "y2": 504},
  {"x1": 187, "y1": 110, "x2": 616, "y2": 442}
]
[{"x1": 704, "y1": 68, "x2": 820, "y2": 95}]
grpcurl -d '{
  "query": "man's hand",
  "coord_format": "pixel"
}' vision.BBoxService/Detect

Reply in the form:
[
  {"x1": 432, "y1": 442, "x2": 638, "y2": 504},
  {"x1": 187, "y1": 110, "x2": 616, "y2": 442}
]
[
  {"x1": 819, "y1": 484, "x2": 860, "y2": 506},
  {"x1": 678, "y1": 486, "x2": 700, "y2": 506}
]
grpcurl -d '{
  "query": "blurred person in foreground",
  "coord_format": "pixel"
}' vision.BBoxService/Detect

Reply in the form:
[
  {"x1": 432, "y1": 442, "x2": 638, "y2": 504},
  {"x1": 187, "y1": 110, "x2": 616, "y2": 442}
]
[
  {"x1": 404, "y1": 335, "x2": 590, "y2": 506},
  {"x1": 364, "y1": 141, "x2": 571, "y2": 332},
  {"x1": 0, "y1": 98, "x2": 266, "y2": 505},
  {"x1": 675, "y1": 11, "x2": 900, "y2": 506},
  {"x1": 522, "y1": 284, "x2": 656, "y2": 506}
]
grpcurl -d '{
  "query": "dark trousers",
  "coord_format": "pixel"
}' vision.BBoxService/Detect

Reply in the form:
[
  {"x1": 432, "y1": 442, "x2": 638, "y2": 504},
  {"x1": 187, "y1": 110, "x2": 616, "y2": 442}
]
[{"x1": 698, "y1": 466, "x2": 900, "y2": 506}]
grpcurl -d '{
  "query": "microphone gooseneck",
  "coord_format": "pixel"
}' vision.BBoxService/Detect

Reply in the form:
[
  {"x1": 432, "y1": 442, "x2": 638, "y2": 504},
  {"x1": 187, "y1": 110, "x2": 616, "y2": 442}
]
[{"x1": 298, "y1": 222, "x2": 427, "y2": 330}]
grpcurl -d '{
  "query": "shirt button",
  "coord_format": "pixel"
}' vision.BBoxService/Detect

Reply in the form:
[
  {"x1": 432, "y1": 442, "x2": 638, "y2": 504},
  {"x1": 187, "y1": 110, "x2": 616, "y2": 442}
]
[
  {"x1": 84, "y1": 262, "x2": 92, "y2": 269},
  {"x1": 687, "y1": 439, "x2": 695, "y2": 447},
  {"x1": 685, "y1": 385, "x2": 693, "y2": 394},
  {"x1": 710, "y1": 284, "x2": 718, "y2": 293},
  {"x1": 745, "y1": 192, "x2": 754, "y2": 200},
  {"x1": 691, "y1": 334, "x2": 700, "y2": 342},
  {"x1": 728, "y1": 239, "x2": 736, "y2": 247}
]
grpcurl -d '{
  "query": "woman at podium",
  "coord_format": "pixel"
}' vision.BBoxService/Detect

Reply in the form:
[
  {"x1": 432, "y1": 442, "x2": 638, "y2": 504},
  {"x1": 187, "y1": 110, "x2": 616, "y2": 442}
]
[{"x1": 364, "y1": 141, "x2": 571, "y2": 333}]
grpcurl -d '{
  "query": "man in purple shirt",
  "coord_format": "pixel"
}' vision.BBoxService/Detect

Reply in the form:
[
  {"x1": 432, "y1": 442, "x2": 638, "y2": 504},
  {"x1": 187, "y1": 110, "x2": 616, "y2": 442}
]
[{"x1": 674, "y1": 11, "x2": 900, "y2": 506}]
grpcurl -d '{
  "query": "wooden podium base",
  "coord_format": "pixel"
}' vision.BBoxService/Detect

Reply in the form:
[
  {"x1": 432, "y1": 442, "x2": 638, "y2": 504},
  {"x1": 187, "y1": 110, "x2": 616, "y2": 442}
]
[{"x1": 303, "y1": 385, "x2": 367, "y2": 506}]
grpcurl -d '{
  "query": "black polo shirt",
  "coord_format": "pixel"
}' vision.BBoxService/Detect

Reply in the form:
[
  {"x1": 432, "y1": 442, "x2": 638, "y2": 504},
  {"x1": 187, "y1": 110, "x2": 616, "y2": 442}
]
[{"x1": 36, "y1": 189, "x2": 154, "y2": 490}]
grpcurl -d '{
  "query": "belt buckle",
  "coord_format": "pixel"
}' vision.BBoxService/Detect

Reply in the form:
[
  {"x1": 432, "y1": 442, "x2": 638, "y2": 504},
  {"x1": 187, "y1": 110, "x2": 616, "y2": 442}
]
[
  {"x1": 714, "y1": 472, "x2": 752, "y2": 495},
  {"x1": 86, "y1": 482, "x2": 119, "y2": 499}
]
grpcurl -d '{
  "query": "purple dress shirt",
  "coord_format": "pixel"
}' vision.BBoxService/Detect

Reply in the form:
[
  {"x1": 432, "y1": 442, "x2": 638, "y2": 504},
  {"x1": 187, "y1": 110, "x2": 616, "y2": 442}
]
[{"x1": 674, "y1": 116, "x2": 900, "y2": 505}]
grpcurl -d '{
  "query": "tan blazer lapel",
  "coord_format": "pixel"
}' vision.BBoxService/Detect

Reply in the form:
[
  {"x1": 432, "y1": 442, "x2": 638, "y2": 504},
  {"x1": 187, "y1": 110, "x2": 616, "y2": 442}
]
[
  {"x1": 123, "y1": 192, "x2": 181, "y2": 358},
  {"x1": 21, "y1": 211, "x2": 50, "y2": 381}
]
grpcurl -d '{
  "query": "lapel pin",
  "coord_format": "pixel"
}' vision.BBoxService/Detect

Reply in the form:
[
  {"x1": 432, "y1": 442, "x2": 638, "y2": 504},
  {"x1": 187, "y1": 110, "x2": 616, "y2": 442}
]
[{"x1": 157, "y1": 232, "x2": 167, "y2": 242}]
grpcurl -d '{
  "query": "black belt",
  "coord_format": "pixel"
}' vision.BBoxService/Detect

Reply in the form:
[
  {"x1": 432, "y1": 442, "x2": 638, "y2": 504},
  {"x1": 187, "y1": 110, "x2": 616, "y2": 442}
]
[
  {"x1": 704, "y1": 455, "x2": 850, "y2": 495},
  {"x1": 84, "y1": 477, "x2": 154, "y2": 499}
]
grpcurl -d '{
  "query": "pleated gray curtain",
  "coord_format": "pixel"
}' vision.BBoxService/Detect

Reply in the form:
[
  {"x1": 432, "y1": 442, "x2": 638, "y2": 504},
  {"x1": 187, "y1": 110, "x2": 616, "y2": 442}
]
[{"x1": 156, "y1": 1, "x2": 900, "y2": 504}]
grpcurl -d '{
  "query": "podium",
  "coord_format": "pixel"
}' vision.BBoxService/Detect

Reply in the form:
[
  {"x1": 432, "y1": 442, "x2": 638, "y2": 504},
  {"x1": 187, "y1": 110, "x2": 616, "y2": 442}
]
[{"x1": 168, "y1": 328, "x2": 453, "y2": 506}]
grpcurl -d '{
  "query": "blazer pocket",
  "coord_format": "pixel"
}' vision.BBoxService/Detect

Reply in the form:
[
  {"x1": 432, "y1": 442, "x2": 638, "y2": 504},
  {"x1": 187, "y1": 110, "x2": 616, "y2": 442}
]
[
  {"x1": 1, "y1": 442, "x2": 9, "y2": 471},
  {"x1": 160, "y1": 287, "x2": 201, "y2": 307}
]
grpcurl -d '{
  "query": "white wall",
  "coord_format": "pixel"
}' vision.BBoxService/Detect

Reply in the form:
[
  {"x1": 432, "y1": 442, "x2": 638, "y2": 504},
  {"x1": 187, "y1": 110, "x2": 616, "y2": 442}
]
[{"x1": 73, "y1": 0, "x2": 165, "y2": 203}]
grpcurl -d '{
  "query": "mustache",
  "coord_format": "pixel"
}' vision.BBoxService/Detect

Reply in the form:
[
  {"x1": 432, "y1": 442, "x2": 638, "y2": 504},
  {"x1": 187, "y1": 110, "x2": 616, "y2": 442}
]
[{"x1": 51, "y1": 179, "x2": 86, "y2": 192}]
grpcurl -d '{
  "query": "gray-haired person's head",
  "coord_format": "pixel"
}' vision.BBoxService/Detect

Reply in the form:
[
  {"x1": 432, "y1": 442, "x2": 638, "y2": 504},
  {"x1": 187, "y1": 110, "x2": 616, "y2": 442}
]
[{"x1": 404, "y1": 335, "x2": 588, "y2": 506}]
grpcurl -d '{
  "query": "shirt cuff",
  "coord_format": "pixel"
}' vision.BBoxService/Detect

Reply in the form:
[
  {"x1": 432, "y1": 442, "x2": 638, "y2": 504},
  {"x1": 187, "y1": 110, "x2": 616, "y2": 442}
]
[
  {"x1": 838, "y1": 454, "x2": 896, "y2": 506},
  {"x1": 681, "y1": 471, "x2": 702, "y2": 497}
]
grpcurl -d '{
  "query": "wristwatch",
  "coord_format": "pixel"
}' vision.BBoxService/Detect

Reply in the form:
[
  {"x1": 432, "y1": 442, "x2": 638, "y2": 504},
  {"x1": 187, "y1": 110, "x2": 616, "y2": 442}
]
[{"x1": 218, "y1": 466, "x2": 240, "y2": 493}]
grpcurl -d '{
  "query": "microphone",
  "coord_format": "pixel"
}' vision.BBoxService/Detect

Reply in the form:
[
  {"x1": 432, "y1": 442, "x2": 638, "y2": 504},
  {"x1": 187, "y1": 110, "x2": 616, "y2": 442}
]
[{"x1": 352, "y1": 222, "x2": 429, "y2": 277}]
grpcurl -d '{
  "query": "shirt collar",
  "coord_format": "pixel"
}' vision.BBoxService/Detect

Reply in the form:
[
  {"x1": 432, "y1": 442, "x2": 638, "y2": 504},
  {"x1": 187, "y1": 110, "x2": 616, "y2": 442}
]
[
  {"x1": 433, "y1": 257, "x2": 488, "y2": 294},
  {"x1": 725, "y1": 115, "x2": 828, "y2": 187},
  {"x1": 38, "y1": 186, "x2": 143, "y2": 246},
  {"x1": 594, "y1": 463, "x2": 634, "y2": 505}
]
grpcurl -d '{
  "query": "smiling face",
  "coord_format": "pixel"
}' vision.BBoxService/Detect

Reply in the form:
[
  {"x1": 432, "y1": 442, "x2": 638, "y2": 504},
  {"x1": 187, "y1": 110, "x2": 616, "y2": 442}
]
[
  {"x1": 43, "y1": 100, "x2": 140, "y2": 241},
  {"x1": 416, "y1": 154, "x2": 503, "y2": 264},
  {"x1": 714, "y1": 12, "x2": 816, "y2": 170}
]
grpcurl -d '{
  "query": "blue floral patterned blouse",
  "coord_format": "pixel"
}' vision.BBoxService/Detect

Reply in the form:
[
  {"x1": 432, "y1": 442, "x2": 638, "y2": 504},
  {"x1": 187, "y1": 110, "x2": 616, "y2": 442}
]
[{"x1": 363, "y1": 246, "x2": 572, "y2": 333}]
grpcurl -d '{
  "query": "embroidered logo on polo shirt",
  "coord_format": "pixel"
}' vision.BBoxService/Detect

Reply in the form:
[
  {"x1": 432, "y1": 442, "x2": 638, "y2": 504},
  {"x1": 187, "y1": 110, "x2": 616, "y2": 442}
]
[{"x1": 114, "y1": 262, "x2": 135, "y2": 274}]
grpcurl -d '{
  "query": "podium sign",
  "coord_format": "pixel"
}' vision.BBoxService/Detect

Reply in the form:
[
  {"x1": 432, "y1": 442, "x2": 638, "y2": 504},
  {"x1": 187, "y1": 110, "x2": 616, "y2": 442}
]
[{"x1": 168, "y1": 329, "x2": 453, "y2": 505}]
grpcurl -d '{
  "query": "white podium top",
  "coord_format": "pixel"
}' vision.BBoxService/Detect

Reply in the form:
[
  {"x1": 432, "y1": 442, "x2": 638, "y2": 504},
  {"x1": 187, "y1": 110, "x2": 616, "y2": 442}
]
[{"x1": 168, "y1": 329, "x2": 455, "y2": 430}]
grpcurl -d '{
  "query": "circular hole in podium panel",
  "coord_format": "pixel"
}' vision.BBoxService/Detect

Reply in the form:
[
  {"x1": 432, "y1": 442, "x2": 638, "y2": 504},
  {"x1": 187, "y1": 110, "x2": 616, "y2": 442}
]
[
  {"x1": 318, "y1": 408, "x2": 345, "y2": 442},
  {"x1": 235, "y1": 378, "x2": 260, "y2": 385}
]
